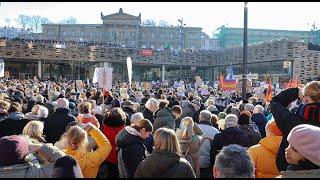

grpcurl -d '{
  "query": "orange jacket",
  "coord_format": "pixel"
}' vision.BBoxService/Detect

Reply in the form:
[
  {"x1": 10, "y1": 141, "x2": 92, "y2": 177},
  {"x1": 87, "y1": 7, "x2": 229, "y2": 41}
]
[
  {"x1": 247, "y1": 136, "x2": 282, "y2": 178},
  {"x1": 64, "y1": 125, "x2": 111, "y2": 178}
]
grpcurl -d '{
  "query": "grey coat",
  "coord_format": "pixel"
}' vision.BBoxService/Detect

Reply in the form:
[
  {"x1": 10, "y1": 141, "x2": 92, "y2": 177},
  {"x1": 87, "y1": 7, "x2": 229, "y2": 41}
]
[
  {"x1": 134, "y1": 150, "x2": 196, "y2": 178},
  {"x1": 0, "y1": 144, "x2": 65, "y2": 178}
]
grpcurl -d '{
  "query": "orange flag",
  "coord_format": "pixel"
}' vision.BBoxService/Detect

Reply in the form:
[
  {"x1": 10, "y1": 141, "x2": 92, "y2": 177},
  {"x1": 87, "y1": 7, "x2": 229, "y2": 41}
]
[
  {"x1": 293, "y1": 76, "x2": 298, "y2": 88},
  {"x1": 285, "y1": 79, "x2": 292, "y2": 89},
  {"x1": 265, "y1": 79, "x2": 272, "y2": 102},
  {"x1": 219, "y1": 74, "x2": 224, "y2": 90}
]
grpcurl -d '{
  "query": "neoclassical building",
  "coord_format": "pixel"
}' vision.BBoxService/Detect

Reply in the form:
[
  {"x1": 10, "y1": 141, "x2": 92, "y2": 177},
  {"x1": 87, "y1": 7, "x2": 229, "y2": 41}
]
[{"x1": 25, "y1": 8, "x2": 202, "y2": 51}]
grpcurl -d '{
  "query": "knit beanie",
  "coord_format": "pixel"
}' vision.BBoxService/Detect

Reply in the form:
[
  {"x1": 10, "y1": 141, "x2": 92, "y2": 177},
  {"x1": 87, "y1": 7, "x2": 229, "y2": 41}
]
[
  {"x1": 218, "y1": 112, "x2": 227, "y2": 120},
  {"x1": 265, "y1": 119, "x2": 282, "y2": 136},
  {"x1": 287, "y1": 124, "x2": 320, "y2": 166},
  {"x1": 0, "y1": 135, "x2": 29, "y2": 166}
]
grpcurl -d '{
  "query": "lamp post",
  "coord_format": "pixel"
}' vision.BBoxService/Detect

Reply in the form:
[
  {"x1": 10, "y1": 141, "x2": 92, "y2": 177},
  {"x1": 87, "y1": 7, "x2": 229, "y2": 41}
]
[
  {"x1": 242, "y1": 2, "x2": 248, "y2": 99},
  {"x1": 178, "y1": 18, "x2": 186, "y2": 80}
]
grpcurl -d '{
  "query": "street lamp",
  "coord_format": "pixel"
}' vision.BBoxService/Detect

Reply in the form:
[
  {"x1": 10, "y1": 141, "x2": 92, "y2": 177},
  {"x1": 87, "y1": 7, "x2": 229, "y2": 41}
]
[
  {"x1": 242, "y1": 2, "x2": 248, "y2": 99},
  {"x1": 178, "y1": 18, "x2": 186, "y2": 80}
]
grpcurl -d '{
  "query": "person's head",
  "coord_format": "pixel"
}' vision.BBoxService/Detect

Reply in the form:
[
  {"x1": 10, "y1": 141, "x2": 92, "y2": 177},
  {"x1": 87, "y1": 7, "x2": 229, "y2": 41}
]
[
  {"x1": 92, "y1": 105, "x2": 103, "y2": 116},
  {"x1": 158, "y1": 99, "x2": 169, "y2": 110},
  {"x1": 230, "y1": 107, "x2": 241, "y2": 118},
  {"x1": 0, "y1": 100, "x2": 10, "y2": 113},
  {"x1": 178, "y1": 117, "x2": 194, "y2": 139},
  {"x1": 171, "y1": 105, "x2": 182, "y2": 119},
  {"x1": 66, "y1": 126, "x2": 88, "y2": 152},
  {"x1": 253, "y1": 105, "x2": 264, "y2": 114},
  {"x1": 123, "y1": 100, "x2": 135, "y2": 110},
  {"x1": 130, "y1": 112, "x2": 144, "y2": 123},
  {"x1": 301, "y1": 81, "x2": 320, "y2": 103},
  {"x1": 22, "y1": 120, "x2": 44, "y2": 140},
  {"x1": 145, "y1": 98, "x2": 159, "y2": 113},
  {"x1": 79, "y1": 102, "x2": 92, "y2": 114},
  {"x1": 286, "y1": 124, "x2": 320, "y2": 166},
  {"x1": 211, "y1": 114, "x2": 219, "y2": 125},
  {"x1": 34, "y1": 94, "x2": 44, "y2": 104},
  {"x1": 244, "y1": 103, "x2": 254, "y2": 114},
  {"x1": 217, "y1": 112, "x2": 227, "y2": 120},
  {"x1": 154, "y1": 127, "x2": 180, "y2": 154},
  {"x1": 199, "y1": 110, "x2": 212, "y2": 123},
  {"x1": 0, "y1": 135, "x2": 29, "y2": 166},
  {"x1": 207, "y1": 105, "x2": 219, "y2": 115},
  {"x1": 56, "y1": 98, "x2": 69, "y2": 109},
  {"x1": 51, "y1": 155, "x2": 84, "y2": 178},
  {"x1": 213, "y1": 144, "x2": 254, "y2": 178},
  {"x1": 131, "y1": 118, "x2": 153, "y2": 139},
  {"x1": 8, "y1": 102, "x2": 22, "y2": 113},
  {"x1": 104, "y1": 107, "x2": 126, "y2": 124},
  {"x1": 37, "y1": 105, "x2": 49, "y2": 118},
  {"x1": 238, "y1": 111, "x2": 251, "y2": 125},
  {"x1": 265, "y1": 118, "x2": 282, "y2": 137},
  {"x1": 205, "y1": 98, "x2": 215, "y2": 107},
  {"x1": 191, "y1": 100, "x2": 201, "y2": 111},
  {"x1": 224, "y1": 114, "x2": 238, "y2": 128}
]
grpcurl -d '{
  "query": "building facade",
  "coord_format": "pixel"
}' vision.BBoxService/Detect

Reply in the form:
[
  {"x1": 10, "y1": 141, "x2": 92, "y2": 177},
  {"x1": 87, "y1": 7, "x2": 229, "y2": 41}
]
[
  {"x1": 214, "y1": 25, "x2": 312, "y2": 48},
  {"x1": 21, "y1": 8, "x2": 202, "y2": 51}
]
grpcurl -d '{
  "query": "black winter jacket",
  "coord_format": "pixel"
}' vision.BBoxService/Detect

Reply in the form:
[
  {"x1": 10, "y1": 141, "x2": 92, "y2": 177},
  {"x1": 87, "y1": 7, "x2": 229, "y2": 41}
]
[
  {"x1": 43, "y1": 108, "x2": 76, "y2": 144},
  {"x1": 270, "y1": 88, "x2": 320, "y2": 171}
]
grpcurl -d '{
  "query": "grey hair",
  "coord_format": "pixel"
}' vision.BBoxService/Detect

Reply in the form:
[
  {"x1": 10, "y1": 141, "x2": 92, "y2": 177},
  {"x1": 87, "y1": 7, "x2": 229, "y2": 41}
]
[
  {"x1": 254, "y1": 105, "x2": 264, "y2": 114},
  {"x1": 214, "y1": 144, "x2": 254, "y2": 178},
  {"x1": 130, "y1": 112, "x2": 144, "y2": 123},
  {"x1": 199, "y1": 110, "x2": 212, "y2": 122},
  {"x1": 34, "y1": 94, "x2": 44, "y2": 104},
  {"x1": 244, "y1": 103, "x2": 254, "y2": 112},
  {"x1": 37, "y1": 106, "x2": 49, "y2": 118},
  {"x1": 145, "y1": 98, "x2": 159, "y2": 112}
]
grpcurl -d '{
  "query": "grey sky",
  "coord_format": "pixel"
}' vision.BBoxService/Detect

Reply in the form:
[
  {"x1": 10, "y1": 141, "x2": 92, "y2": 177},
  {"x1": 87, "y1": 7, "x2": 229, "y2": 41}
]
[{"x1": 0, "y1": 2, "x2": 320, "y2": 37}]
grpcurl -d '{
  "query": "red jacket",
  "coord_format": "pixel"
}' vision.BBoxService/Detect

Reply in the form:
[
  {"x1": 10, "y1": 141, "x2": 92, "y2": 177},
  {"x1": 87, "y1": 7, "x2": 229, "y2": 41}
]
[{"x1": 102, "y1": 123, "x2": 125, "y2": 164}]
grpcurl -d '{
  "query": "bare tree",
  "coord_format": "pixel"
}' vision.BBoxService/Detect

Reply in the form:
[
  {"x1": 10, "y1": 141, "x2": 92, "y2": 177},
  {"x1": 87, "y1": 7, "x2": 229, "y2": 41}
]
[
  {"x1": 30, "y1": 15, "x2": 42, "y2": 33},
  {"x1": 16, "y1": 15, "x2": 31, "y2": 30},
  {"x1": 5, "y1": 18, "x2": 11, "y2": 27},
  {"x1": 58, "y1": 17, "x2": 78, "y2": 24}
]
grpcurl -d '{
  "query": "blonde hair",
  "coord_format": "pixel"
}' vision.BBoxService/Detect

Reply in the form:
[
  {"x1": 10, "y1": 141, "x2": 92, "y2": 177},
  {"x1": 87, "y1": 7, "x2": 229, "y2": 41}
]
[
  {"x1": 66, "y1": 126, "x2": 88, "y2": 152},
  {"x1": 154, "y1": 127, "x2": 181, "y2": 154},
  {"x1": 22, "y1": 120, "x2": 44, "y2": 139},
  {"x1": 31, "y1": 105, "x2": 41, "y2": 115},
  {"x1": 179, "y1": 117, "x2": 194, "y2": 139},
  {"x1": 303, "y1": 81, "x2": 320, "y2": 102}
]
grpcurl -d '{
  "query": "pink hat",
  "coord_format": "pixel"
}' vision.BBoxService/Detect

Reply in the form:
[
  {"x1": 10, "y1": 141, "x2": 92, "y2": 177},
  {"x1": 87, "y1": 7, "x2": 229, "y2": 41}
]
[{"x1": 287, "y1": 124, "x2": 320, "y2": 166}]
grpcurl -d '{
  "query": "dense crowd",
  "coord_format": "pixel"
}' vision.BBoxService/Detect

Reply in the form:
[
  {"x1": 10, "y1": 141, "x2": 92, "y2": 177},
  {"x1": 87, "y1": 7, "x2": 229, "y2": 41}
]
[{"x1": 0, "y1": 78, "x2": 319, "y2": 178}]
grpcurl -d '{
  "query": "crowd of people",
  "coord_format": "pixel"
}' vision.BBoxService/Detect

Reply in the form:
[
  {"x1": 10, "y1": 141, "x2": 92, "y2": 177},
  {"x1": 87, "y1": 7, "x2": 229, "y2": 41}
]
[{"x1": 0, "y1": 78, "x2": 319, "y2": 178}]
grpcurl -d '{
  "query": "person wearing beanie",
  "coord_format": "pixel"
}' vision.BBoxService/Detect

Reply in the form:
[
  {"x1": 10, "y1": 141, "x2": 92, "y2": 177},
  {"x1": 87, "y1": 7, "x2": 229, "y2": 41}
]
[
  {"x1": 286, "y1": 124, "x2": 320, "y2": 170},
  {"x1": 210, "y1": 114, "x2": 250, "y2": 171},
  {"x1": 0, "y1": 135, "x2": 66, "y2": 178},
  {"x1": 238, "y1": 111, "x2": 262, "y2": 147},
  {"x1": 207, "y1": 105, "x2": 219, "y2": 115},
  {"x1": 217, "y1": 112, "x2": 227, "y2": 120},
  {"x1": 270, "y1": 83, "x2": 320, "y2": 171},
  {"x1": 247, "y1": 118, "x2": 283, "y2": 178}
]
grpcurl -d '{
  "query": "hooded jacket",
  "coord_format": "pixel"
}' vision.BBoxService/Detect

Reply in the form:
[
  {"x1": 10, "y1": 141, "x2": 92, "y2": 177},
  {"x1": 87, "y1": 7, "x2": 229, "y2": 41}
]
[
  {"x1": 134, "y1": 150, "x2": 196, "y2": 178},
  {"x1": 0, "y1": 144, "x2": 65, "y2": 178},
  {"x1": 116, "y1": 126, "x2": 148, "y2": 178},
  {"x1": 153, "y1": 107, "x2": 175, "y2": 133},
  {"x1": 239, "y1": 124, "x2": 262, "y2": 147},
  {"x1": 247, "y1": 136, "x2": 283, "y2": 178}
]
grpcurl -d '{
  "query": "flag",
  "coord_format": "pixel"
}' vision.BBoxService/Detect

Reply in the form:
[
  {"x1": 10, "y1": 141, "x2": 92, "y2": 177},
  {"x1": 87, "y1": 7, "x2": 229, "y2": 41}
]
[
  {"x1": 285, "y1": 79, "x2": 292, "y2": 89},
  {"x1": 293, "y1": 76, "x2": 298, "y2": 88},
  {"x1": 225, "y1": 65, "x2": 234, "y2": 81},
  {"x1": 127, "y1": 57, "x2": 132, "y2": 89},
  {"x1": 219, "y1": 74, "x2": 224, "y2": 90},
  {"x1": 265, "y1": 79, "x2": 272, "y2": 102}
]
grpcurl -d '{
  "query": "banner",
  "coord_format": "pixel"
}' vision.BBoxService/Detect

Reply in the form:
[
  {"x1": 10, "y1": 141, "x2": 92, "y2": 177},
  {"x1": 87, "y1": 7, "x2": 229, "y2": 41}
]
[
  {"x1": 127, "y1": 57, "x2": 132, "y2": 89},
  {"x1": 0, "y1": 59, "x2": 4, "y2": 78},
  {"x1": 140, "y1": 49, "x2": 153, "y2": 56},
  {"x1": 76, "y1": 80, "x2": 83, "y2": 93},
  {"x1": 93, "y1": 67, "x2": 113, "y2": 89}
]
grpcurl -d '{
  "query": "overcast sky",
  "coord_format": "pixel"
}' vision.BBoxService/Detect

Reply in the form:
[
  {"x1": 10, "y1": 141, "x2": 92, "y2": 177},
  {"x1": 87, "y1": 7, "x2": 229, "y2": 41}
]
[{"x1": 1, "y1": 2, "x2": 320, "y2": 36}]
